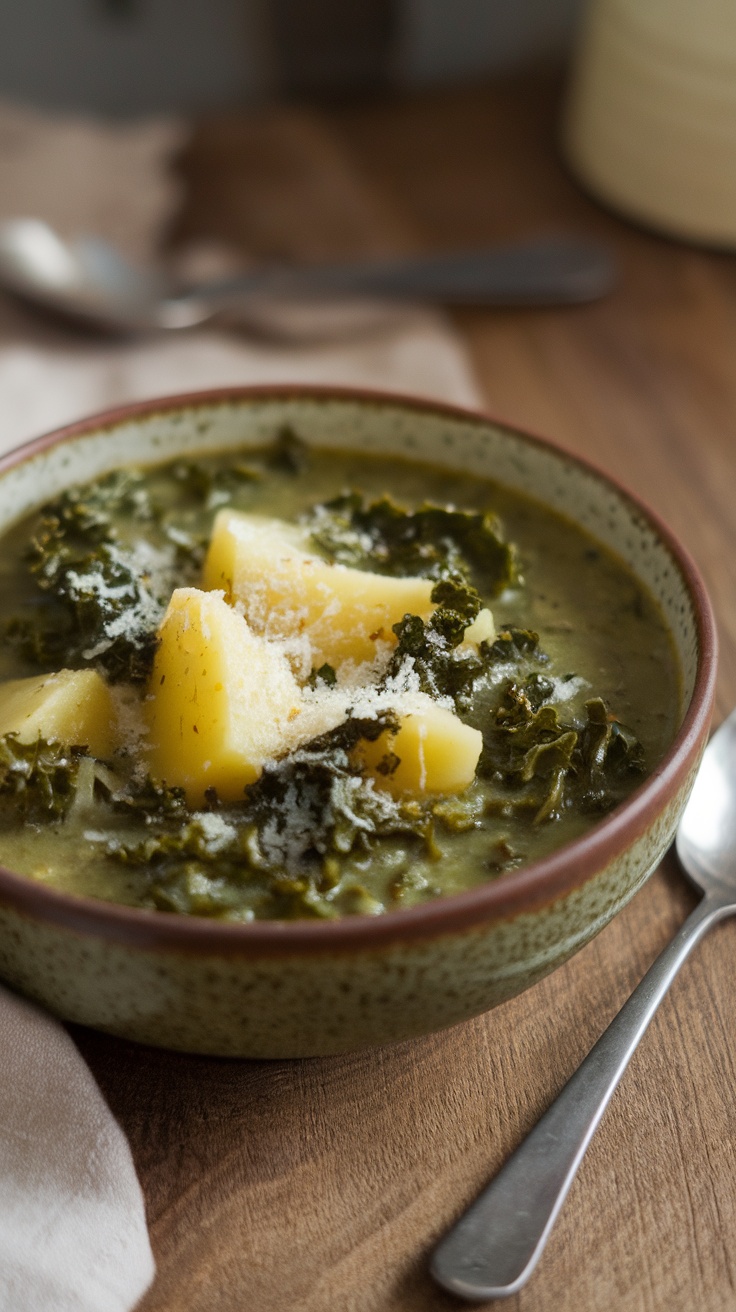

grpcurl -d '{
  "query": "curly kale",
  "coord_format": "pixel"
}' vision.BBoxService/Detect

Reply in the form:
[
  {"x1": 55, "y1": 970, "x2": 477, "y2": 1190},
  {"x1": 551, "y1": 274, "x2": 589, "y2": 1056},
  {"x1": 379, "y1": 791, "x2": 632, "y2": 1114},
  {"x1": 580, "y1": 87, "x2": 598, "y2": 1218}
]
[
  {"x1": 108, "y1": 773, "x2": 190, "y2": 823},
  {"x1": 242, "y1": 714, "x2": 403, "y2": 862},
  {"x1": 380, "y1": 572, "x2": 556, "y2": 715},
  {"x1": 6, "y1": 480, "x2": 180, "y2": 683},
  {"x1": 386, "y1": 621, "x2": 481, "y2": 712},
  {"x1": 480, "y1": 682, "x2": 646, "y2": 824},
  {"x1": 52, "y1": 468, "x2": 157, "y2": 522},
  {"x1": 578, "y1": 697, "x2": 646, "y2": 806},
  {"x1": 164, "y1": 429, "x2": 307, "y2": 507},
  {"x1": 305, "y1": 493, "x2": 519, "y2": 593},
  {"x1": 105, "y1": 713, "x2": 439, "y2": 919},
  {"x1": 486, "y1": 626, "x2": 547, "y2": 664},
  {"x1": 0, "y1": 735, "x2": 87, "y2": 822}
]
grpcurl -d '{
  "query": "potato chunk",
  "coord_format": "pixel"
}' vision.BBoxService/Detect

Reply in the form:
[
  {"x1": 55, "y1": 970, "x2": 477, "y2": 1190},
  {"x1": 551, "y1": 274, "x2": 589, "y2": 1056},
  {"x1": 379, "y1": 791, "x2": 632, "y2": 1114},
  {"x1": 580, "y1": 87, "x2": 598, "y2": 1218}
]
[
  {"x1": 202, "y1": 509, "x2": 435, "y2": 668},
  {"x1": 146, "y1": 588, "x2": 303, "y2": 803},
  {"x1": 356, "y1": 700, "x2": 482, "y2": 796},
  {"x1": 0, "y1": 669, "x2": 116, "y2": 758},
  {"x1": 463, "y1": 607, "x2": 495, "y2": 649}
]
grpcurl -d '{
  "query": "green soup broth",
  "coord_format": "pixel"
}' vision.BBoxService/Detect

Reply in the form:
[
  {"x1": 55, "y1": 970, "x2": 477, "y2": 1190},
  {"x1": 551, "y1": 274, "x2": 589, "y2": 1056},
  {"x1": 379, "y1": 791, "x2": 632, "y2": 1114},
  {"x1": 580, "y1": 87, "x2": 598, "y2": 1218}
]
[{"x1": 0, "y1": 438, "x2": 680, "y2": 920}]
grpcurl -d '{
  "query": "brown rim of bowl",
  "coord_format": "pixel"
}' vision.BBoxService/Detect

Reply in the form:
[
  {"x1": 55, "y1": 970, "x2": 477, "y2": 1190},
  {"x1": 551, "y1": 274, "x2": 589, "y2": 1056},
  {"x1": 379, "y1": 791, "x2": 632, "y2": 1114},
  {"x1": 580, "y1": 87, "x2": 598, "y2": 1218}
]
[{"x1": 0, "y1": 385, "x2": 718, "y2": 955}]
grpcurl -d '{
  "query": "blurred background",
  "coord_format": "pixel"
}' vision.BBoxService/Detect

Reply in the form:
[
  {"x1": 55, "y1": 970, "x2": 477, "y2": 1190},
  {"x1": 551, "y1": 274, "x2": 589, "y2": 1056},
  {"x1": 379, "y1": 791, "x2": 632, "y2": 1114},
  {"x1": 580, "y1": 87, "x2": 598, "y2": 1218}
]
[{"x1": 0, "y1": 0, "x2": 585, "y2": 112}]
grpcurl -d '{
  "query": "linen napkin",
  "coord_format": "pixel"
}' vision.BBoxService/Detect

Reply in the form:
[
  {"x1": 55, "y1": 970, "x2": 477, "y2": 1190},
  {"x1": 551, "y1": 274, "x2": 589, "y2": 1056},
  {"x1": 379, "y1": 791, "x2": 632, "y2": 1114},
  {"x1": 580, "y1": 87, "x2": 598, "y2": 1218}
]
[
  {"x1": 0, "y1": 101, "x2": 480, "y2": 1312},
  {"x1": 0, "y1": 990, "x2": 154, "y2": 1312}
]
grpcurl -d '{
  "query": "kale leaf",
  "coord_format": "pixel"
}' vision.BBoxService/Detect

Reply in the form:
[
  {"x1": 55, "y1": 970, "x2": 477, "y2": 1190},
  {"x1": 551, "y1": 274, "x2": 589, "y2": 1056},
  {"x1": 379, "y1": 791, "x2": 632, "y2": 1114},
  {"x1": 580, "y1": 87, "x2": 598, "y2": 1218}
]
[
  {"x1": 265, "y1": 426, "x2": 310, "y2": 475},
  {"x1": 7, "y1": 481, "x2": 179, "y2": 683},
  {"x1": 486, "y1": 626, "x2": 547, "y2": 664},
  {"x1": 51, "y1": 468, "x2": 157, "y2": 522},
  {"x1": 108, "y1": 773, "x2": 190, "y2": 823},
  {"x1": 105, "y1": 713, "x2": 438, "y2": 919},
  {"x1": 382, "y1": 577, "x2": 489, "y2": 711},
  {"x1": 0, "y1": 734, "x2": 87, "y2": 822},
  {"x1": 577, "y1": 697, "x2": 646, "y2": 808},
  {"x1": 169, "y1": 458, "x2": 259, "y2": 510},
  {"x1": 480, "y1": 682, "x2": 646, "y2": 824},
  {"x1": 242, "y1": 714, "x2": 403, "y2": 865},
  {"x1": 385, "y1": 614, "x2": 481, "y2": 710},
  {"x1": 306, "y1": 493, "x2": 519, "y2": 594}
]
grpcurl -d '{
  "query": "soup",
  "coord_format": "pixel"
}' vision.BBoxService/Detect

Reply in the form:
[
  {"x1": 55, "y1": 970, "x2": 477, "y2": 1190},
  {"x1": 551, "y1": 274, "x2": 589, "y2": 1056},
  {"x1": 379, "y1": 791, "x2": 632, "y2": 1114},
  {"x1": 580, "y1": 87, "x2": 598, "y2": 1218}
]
[{"x1": 0, "y1": 430, "x2": 679, "y2": 920}]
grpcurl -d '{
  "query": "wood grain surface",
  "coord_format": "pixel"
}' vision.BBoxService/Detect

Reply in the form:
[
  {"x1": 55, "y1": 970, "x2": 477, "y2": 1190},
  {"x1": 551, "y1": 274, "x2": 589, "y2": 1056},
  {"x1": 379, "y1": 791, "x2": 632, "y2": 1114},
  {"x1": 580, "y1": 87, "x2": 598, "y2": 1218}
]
[{"x1": 74, "y1": 71, "x2": 736, "y2": 1312}]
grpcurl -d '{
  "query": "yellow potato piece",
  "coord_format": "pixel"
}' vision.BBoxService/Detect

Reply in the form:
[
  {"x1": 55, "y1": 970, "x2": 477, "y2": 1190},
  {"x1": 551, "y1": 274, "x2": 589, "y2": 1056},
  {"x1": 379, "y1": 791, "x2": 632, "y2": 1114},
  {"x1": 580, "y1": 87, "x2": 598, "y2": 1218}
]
[
  {"x1": 202, "y1": 509, "x2": 435, "y2": 668},
  {"x1": 357, "y1": 701, "x2": 483, "y2": 796},
  {"x1": 146, "y1": 588, "x2": 304, "y2": 804},
  {"x1": 463, "y1": 606, "x2": 495, "y2": 649},
  {"x1": 0, "y1": 669, "x2": 116, "y2": 758}
]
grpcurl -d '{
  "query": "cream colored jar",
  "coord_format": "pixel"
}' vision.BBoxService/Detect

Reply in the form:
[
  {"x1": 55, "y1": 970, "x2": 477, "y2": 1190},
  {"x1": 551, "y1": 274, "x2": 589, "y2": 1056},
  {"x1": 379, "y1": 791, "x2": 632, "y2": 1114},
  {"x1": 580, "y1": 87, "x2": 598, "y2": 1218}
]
[{"x1": 563, "y1": 0, "x2": 736, "y2": 246}]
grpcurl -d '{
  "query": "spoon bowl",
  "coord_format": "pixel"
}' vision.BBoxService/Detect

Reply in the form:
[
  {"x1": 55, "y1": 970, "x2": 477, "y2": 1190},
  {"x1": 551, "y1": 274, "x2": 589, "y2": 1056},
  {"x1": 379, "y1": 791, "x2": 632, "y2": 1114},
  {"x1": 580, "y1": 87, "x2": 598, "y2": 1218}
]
[
  {"x1": 676, "y1": 708, "x2": 736, "y2": 894},
  {"x1": 0, "y1": 219, "x2": 200, "y2": 333}
]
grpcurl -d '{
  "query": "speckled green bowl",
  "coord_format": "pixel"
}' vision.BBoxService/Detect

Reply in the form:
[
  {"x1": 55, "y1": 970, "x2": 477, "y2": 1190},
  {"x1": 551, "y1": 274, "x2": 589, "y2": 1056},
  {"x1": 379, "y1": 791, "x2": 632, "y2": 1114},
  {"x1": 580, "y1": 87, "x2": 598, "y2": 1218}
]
[{"x1": 0, "y1": 388, "x2": 717, "y2": 1057}]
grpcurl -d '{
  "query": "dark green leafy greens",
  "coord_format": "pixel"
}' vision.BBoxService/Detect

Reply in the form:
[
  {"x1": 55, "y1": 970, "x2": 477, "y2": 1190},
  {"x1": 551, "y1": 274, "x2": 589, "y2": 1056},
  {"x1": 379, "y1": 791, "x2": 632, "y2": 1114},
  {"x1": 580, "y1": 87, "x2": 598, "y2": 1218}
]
[
  {"x1": 4, "y1": 431, "x2": 312, "y2": 685},
  {"x1": 480, "y1": 683, "x2": 646, "y2": 825},
  {"x1": 306, "y1": 493, "x2": 519, "y2": 593},
  {"x1": 105, "y1": 714, "x2": 445, "y2": 919},
  {"x1": 169, "y1": 458, "x2": 260, "y2": 511},
  {"x1": 307, "y1": 663, "x2": 338, "y2": 689},
  {"x1": 265, "y1": 426, "x2": 310, "y2": 475},
  {"x1": 384, "y1": 581, "x2": 484, "y2": 709},
  {"x1": 98, "y1": 684, "x2": 643, "y2": 916},
  {"x1": 0, "y1": 734, "x2": 87, "y2": 822},
  {"x1": 487, "y1": 626, "x2": 547, "y2": 664},
  {"x1": 109, "y1": 773, "x2": 190, "y2": 823},
  {"x1": 305, "y1": 494, "x2": 524, "y2": 715},
  {"x1": 384, "y1": 594, "x2": 548, "y2": 715},
  {"x1": 6, "y1": 473, "x2": 179, "y2": 683}
]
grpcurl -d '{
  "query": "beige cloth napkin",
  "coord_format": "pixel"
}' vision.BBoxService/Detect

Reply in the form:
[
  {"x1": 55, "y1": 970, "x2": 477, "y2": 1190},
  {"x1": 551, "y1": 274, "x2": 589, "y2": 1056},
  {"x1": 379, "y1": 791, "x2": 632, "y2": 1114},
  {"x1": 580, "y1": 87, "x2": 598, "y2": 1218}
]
[
  {"x1": 0, "y1": 990, "x2": 155, "y2": 1312},
  {"x1": 0, "y1": 101, "x2": 480, "y2": 1312}
]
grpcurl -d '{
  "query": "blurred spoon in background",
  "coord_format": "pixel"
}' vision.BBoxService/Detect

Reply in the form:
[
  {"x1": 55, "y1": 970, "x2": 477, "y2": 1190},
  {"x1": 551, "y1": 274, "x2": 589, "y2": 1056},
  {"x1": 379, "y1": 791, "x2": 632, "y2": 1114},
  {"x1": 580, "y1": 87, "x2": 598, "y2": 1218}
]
[{"x1": 0, "y1": 218, "x2": 616, "y2": 337}]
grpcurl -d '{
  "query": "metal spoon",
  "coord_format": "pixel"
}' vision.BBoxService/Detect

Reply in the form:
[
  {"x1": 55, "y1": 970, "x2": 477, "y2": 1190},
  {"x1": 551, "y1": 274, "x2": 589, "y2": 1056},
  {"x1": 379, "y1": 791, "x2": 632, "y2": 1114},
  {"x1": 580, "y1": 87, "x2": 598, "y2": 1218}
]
[
  {"x1": 0, "y1": 219, "x2": 616, "y2": 335},
  {"x1": 431, "y1": 707, "x2": 736, "y2": 1301}
]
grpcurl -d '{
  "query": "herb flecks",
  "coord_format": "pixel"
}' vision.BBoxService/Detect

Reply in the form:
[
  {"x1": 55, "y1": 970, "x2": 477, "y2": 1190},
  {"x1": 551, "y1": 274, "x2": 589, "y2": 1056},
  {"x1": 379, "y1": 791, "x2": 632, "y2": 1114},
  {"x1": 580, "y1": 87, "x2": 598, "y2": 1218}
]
[{"x1": 307, "y1": 663, "x2": 338, "y2": 690}]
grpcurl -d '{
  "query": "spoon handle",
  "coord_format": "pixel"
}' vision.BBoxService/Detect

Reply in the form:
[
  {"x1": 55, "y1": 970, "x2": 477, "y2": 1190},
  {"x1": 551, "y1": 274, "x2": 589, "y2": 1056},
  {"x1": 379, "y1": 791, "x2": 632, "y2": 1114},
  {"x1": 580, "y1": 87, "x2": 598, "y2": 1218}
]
[
  {"x1": 431, "y1": 893, "x2": 727, "y2": 1302},
  {"x1": 193, "y1": 238, "x2": 616, "y2": 310}
]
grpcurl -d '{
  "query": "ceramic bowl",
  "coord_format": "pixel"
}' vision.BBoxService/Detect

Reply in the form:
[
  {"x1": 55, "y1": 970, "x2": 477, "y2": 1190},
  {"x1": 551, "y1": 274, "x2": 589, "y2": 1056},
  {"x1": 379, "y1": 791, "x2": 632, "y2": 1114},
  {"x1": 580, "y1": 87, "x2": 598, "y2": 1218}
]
[{"x1": 0, "y1": 388, "x2": 717, "y2": 1057}]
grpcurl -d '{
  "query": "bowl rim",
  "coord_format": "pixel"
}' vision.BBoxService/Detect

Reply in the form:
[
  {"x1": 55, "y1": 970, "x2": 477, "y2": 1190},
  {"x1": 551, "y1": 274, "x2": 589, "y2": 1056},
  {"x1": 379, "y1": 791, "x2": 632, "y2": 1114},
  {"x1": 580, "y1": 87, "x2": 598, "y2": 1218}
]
[{"x1": 0, "y1": 384, "x2": 718, "y2": 955}]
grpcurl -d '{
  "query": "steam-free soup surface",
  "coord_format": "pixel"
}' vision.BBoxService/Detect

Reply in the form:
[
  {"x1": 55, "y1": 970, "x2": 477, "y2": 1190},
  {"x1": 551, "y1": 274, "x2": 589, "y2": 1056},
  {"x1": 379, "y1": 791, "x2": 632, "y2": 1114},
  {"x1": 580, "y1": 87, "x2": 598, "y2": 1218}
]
[{"x1": 0, "y1": 437, "x2": 679, "y2": 919}]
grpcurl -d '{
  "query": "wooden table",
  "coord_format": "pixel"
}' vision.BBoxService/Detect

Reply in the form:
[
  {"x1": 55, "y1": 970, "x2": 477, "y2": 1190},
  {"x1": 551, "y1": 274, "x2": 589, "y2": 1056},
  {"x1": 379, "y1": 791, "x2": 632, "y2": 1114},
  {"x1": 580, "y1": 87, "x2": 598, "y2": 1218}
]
[{"x1": 73, "y1": 71, "x2": 736, "y2": 1312}]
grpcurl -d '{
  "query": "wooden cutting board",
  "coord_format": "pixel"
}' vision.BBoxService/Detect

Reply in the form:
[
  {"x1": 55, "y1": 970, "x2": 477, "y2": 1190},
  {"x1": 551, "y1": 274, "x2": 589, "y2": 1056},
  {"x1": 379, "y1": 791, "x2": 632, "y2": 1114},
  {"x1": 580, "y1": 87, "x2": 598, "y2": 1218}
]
[{"x1": 74, "y1": 71, "x2": 736, "y2": 1312}]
